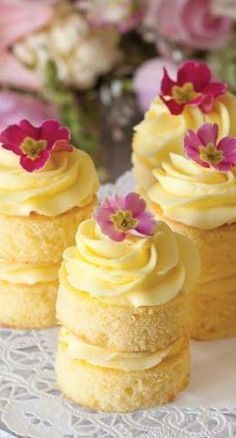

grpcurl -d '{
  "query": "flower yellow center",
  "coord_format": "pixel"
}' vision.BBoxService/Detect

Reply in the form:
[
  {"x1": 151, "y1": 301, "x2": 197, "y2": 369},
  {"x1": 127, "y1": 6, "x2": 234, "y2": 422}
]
[
  {"x1": 200, "y1": 144, "x2": 224, "y2": 165},
  {"x1": 172, "y1": 82, "x2": 199, "y2": 103},
  {"x1": 20, "y1": 137, "x2": 47, "y2": 160},
  {"x1": 112, "y1": 210, "x2": 138, "y2": 232}
]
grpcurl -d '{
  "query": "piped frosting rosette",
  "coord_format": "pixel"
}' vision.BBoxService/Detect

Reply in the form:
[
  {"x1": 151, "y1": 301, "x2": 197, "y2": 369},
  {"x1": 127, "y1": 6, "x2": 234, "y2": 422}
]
[{"x1": 61, "y1": 217, "x2": 199, "y2": 307}]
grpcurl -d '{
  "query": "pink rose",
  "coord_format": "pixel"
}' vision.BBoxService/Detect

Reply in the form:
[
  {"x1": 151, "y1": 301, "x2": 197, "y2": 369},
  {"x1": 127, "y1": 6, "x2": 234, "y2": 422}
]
[{"x1": 145, "y1": 0, "x2": 233, "y2": 51}]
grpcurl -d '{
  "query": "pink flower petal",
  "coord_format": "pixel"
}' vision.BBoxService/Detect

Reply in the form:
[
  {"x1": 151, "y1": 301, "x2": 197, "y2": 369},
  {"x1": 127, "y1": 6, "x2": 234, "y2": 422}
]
[
  {"x1": 187, "y1": 95, "x2": 204, "y2": 107},
  {"x1": 160, "y1": 96, "x2": 185, "y2": 115},
  {"x1": 20, "y1": 149, "x2": 50, "y2": 172},
  {"x1": 106, "y1": 195, "x2": 126, "y2": 212},
  {"x1": 124, "y1": 192, "x2": 146, "y2": 216},
  {"x1": 105, "y1": 225, "x2": 126, "y2": 242},
  {"x1": 40, "y1": 120, "x2": 70, "y2": 149},
  {"x1": 198, "y1": 123, "x2": 218, "y2": 146},
  {"x1": 218, "y1": 138, "x2": 236, "y2": 166},
  {"x1": 93, "y1": 207, "x2": 113, "y2": 224},
  {"x1": 177, "y1": 61, "x2": 210, "y2": 89},
  {"x1": 98, "y1": 220, "x2": 126, "y2": 242},
  {"x1": 19, "y1": 119, "x2": 40, "y2": 140},
  {"x1": 184, "y1": 129, "x2": 209, "y2": 166},
  {"x1": 0, "y1": 124, "x2": 25, "y2": 152},
  {"x1": 135, "y1": 211, "x2": 156, "y2": 236},
  {"x1": 160, "y1": 67, "x2": 176, "y2": 95},
  {"x1": 200, "y1": 94, "x2": 214, "y2": 113},
  {"x1": 216, "y1": 162, "x2": 233, "y2": 172},
  {"x1": 202, "y1": 81, "x2": 227, "y2": 98},
  {"x1": 184, "y1": 129, "x2": 202, "y2": 151}
]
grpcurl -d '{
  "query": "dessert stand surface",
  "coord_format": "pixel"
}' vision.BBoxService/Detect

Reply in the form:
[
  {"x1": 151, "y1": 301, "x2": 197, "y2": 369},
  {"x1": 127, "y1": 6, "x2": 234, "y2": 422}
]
[{"x1": 0, "y1": 171, "x2": 235, "y2": 438}]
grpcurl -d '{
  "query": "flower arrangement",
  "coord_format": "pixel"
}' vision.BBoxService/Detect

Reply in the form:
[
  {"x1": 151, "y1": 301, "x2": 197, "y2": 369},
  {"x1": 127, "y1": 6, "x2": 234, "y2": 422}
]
[{"x1": 0, "y1": 0, "x2": 236, "y2": 179}]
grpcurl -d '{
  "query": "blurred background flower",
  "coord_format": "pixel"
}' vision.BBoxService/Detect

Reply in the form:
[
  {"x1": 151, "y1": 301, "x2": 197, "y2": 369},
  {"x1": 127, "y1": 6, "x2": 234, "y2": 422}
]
[
  {"x1": 0, "y1": 0, "x2": 235, "y2": 180},
  {"x1": 145, "y1": 0, "x2": 233, "y2": 53},
  {"x1": 0, "y1": 91, "x2": 56, "y2": 131},
  {"x1": 76, "y1": 0, "x2": 145, "y2": 33}
]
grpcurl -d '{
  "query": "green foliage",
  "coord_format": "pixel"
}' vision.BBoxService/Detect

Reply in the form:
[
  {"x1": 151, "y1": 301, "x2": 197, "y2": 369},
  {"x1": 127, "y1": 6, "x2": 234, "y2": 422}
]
[{"x1": 44, "y1": 60, "x2": 97, "y2": 154}]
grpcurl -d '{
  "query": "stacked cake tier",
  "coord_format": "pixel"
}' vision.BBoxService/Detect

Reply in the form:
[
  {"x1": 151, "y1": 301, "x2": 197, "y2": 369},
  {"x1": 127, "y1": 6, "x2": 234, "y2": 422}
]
[
  {"x1": 132, "y1": 60, "x2": 236, "y2": 340},
  {"x1": 56, "y1": 214, "x2": 199, "y2": 412},
  {"x1": 0, "y1": 123, "x2": 98, "y2": 328}
]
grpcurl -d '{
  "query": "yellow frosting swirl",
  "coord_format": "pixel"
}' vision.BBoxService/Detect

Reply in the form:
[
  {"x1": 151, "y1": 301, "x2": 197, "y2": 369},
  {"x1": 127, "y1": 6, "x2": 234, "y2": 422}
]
[
  {"x1": 148, "y1": 153, "x2": 236, "y2": 230},
  {"x1": 0, "y1": 147, "x2": 99, "y2": 216},
  {"x1": 133, "y1": 93, "x2": 236, "y2": 168},
  {"x1": 60, "y1": 328, "x2": 183, "y2": 371},
  {"x1": 0, "y1": 259, "x2": 58, "y2": 284},
  {"x1": 61, "y1": 218, "x2": 200, "y2": 306}
]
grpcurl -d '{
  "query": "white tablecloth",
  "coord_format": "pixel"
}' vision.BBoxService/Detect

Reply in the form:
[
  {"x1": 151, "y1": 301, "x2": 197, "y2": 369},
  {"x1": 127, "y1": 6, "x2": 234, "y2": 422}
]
[{"x1": 0, "y1": 171, "x2": 235, "y2": 438}]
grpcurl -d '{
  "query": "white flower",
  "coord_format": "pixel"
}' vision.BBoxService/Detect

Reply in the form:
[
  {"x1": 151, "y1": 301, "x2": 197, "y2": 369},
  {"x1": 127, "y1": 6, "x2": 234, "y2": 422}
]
[{"x1": 13, "y1": 11, "x2": 120, "y2": 89}]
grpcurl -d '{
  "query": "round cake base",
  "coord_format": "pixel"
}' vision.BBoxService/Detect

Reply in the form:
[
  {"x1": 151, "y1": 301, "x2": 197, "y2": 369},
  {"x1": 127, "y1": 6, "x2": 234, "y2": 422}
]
[
  {"x1": 0, "y1": 199, "x2": 96, "y2": 264},
  {"x1": 150, "y1": 203, "x2": 236, "y2": 340},
  {"x1": 190, "y1": 288, "x2": 236, "y2": 340},
  {"x1": 0, "y1": 279, "x2": 58, "y2": 329},
  {"x1": 56, "y1": 337, "x2": 189, "y2": 413},
  {"x1": 57, "y1": 270, "x2": 189, "y2": 352}
]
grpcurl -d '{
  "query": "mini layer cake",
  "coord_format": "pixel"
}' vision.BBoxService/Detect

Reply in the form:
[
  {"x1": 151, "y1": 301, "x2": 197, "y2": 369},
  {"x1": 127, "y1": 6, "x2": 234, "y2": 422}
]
[
  {"x1": 56, "y1": 192, "x2": 199, "y2": 412},
  {"x1": 132, "y1": 61, "x2": 236, "y2": 192},
  {"x1": 0, "y1": 119, "x2": 98, "y2": 328},
  {"x1": 148, "y1": 122, "x2": 236, "y2": 340}
]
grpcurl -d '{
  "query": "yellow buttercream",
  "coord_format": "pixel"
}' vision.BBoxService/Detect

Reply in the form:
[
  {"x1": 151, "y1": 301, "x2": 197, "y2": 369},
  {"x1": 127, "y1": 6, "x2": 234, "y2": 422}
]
[
  {"x1": 148, "y1": 152, "x2": 236, "y2": 229},
  {"x1": 61, "y1": 218, "x2": 200, "y2": 306},
  {"x1": 0, "y1": 147, "x2": 99, "y2": 216},
  {"x1": 59, "y1": 328, "x2": 182, "y2": 371},
  {"x1": 133, "y1": 93, "x2": 236, "y2": 167},
  {"x1": 0, "y1": 258, "x2": 58, "y2": 284}
]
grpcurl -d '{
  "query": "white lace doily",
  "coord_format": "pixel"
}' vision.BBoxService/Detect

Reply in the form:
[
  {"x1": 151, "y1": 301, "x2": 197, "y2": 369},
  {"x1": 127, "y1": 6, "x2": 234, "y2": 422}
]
[{"x1": 0, "y1": 171, "x2": 236, "y2": 438}]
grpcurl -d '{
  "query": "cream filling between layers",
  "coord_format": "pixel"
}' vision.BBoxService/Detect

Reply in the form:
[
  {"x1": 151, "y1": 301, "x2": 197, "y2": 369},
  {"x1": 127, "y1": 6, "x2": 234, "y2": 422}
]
[
  {"x1": 0, "y1": 259, "x2": 58, "y2": 284},
  {"x1": 59, "y1": 328, "x2": 183, "y2": 371},
  {"x1": 133, "y1": 93, "x2": 236, "y2": 167},
  {"x1": 0, "y1": 148, "x2": 99, "y2": 216},
  {"x1": 62, "y1": 219, "x2": 200, "y2": 306},
  {"x1": 148, "y1": 153, "x2": 236, "y2": 229}
]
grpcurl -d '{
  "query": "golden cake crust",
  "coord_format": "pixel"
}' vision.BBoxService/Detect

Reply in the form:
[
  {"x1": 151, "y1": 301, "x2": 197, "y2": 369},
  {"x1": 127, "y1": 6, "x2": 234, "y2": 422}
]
[
  {"x1": 0, "y1": 278, "x2": 58, "y2": 328},
  {"x1": 56, "y1": 336, "x2": 189, "y2": 413},
  {"x1": 57, "y1": 277, "x2": 189, "y2": 352},
  {"x1": 150, "y1": 203, "x2": 236, "y2": 283},
  {"x1": 150, "y1": 203, "x2": 236, "y2": 340},
  {"x1": 190, "y1": 288, "x2": 236, "y2": 340},
  {"x1": 0, "y1": 198, "x2": 96, "y2": 264}
]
